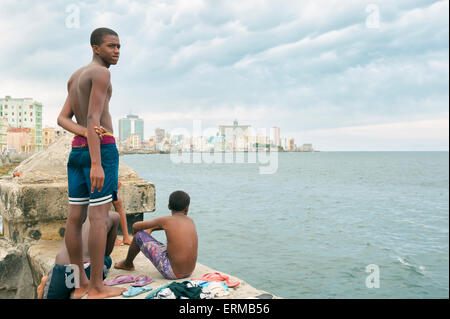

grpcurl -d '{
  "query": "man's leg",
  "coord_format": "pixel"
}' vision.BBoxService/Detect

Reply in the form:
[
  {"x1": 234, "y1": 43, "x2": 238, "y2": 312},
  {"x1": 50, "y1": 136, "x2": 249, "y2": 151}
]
[
  {"x1": 87, "y1": 203, "x2": 126, "y2": 299},
  {"x1": 116, "y1": 231, "x2": 178, "y2": 279},
  {"x1": 105, "y1": 211, "x2": 120, "y2": 257},
  {"x1": 113, "y1": 233, "x2": 139, "y2": 271},
  {"x1": 64, "y1": 204, "x2": 89, "y2": 298},
  {"x1": 112, "y1": 196, "x2": 132, "y2": 245}
]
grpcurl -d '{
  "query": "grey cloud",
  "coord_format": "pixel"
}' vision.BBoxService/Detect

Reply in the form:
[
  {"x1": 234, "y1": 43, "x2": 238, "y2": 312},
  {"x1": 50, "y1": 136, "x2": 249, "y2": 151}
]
[{"x1": 0, "y1": 0, "x2": 448, "y2": 143}]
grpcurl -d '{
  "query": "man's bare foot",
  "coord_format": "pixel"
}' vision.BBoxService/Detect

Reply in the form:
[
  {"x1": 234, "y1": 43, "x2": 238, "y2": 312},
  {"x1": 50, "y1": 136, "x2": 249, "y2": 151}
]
[
  {"x1": 72, "y1": 285, "x2": 89, "y2": 299},
  {"x1": 87, "y1": 286, "x2": 127, "y2": 299},
  {"x1": 37, "y1": 276, "x2": 48, "y2": 299},
  {"x1": 115, "y1": 238, "x2": 124, "y2": 246},
  {"x1": 114, "y1": 260, "x2": 135, "y2": 271},
  {"x1": 122, "y1": 236, "x2": 132, "y2": 245}
]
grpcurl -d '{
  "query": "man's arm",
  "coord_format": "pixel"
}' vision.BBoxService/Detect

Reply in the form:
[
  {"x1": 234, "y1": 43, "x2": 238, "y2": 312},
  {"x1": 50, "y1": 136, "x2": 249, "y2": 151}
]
[
  {"x1": 57, "y1": 95, "x2": 88, "y2": 137},
  {"x1": 132, "y1": 217, "x2": 169, "y2": 234},
  {"x1": 87, "y1": 67, "x2": 110, "y2": 193}
]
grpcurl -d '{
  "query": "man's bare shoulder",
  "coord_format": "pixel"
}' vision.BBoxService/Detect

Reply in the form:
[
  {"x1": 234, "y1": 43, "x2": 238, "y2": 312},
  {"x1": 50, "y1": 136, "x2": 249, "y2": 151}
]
[
  {"x1": 85, "y1": 64, "x2": 110, "y2": 80},
  {"x1": 172, "y1": 214, "x2": 195, "y2": 226},
  {"x1": 67, "y1": 67, "x2": 83, "y2": 88},
  {"x1": 67, "y1": 65, "x2": 92, "y2": 88}
]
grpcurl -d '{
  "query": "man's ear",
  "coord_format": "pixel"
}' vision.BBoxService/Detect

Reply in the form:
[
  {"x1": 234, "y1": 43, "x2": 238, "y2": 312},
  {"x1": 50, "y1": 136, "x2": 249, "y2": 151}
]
[
  {"x1": 184, "y1": 206, "x2": 190, "y2": 214},
  {"x1": 168, "y1": 204, "x2": 171, "y2": 210},
  {"x1": 92, "y1": 45, "x2": 100, "y2": 55}
]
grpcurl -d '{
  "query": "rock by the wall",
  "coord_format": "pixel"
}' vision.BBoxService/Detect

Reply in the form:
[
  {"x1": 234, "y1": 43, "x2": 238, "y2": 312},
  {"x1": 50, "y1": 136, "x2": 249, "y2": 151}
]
[{"x1": 0, "y1": 239, "x2": 35, "y2": 299}]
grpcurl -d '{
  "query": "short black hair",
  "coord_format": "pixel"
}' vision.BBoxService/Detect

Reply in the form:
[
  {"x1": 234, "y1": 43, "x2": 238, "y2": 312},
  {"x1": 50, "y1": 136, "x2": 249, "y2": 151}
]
[
  {"x1": 90, "y1": 27, "x2": 118, "y2": 46},
  {"x1": 169, "y1": 191, "x2": 190, "y2": 212}
]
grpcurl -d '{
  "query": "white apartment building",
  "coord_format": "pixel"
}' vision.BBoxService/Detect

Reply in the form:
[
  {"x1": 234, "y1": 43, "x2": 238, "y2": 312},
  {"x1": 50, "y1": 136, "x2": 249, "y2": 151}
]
[{"x1": 126, "y1": 134, "x2": 141, "y2": 150}]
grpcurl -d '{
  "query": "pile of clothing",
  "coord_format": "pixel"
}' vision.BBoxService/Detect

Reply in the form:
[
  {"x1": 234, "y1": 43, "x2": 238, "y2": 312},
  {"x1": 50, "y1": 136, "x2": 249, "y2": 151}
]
[{"x1": 147, "y1": 272, "x2": 239, "y2": 299}]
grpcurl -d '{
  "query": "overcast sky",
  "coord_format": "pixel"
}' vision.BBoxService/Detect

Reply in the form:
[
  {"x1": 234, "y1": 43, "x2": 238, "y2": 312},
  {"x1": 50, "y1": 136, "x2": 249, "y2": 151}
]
[{"x1": 0, "y1": 0, "x2": 448, "y2": 150}]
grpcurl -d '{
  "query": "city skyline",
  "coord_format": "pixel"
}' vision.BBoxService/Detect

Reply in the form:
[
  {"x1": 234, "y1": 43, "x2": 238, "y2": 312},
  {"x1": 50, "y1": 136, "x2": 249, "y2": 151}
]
[
  {"x1": 0, "y1": 1, "x2": 448, "y2": 151},
  {"x1": 0, "y1": 95, "x2": 447, "y2": 153},
  {"x1": 0, "y1": 95, "x2": 311, "y2": 153},
  {"x1": 119, "y1": 115, "x2": 303, "y2": 152}
]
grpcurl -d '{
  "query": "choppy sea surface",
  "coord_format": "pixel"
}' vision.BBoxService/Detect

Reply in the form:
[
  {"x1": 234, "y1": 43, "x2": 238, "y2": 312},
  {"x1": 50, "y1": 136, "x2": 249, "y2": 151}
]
[{"x1": 1, "y1": 152, "x2": 448, "y2": 298}]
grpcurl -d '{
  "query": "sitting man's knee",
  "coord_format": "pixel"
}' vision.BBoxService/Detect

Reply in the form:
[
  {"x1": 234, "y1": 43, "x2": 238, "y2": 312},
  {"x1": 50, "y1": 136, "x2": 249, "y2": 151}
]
[{"x1": 132, "y1": 222, "x2": 140, "y2": 234}]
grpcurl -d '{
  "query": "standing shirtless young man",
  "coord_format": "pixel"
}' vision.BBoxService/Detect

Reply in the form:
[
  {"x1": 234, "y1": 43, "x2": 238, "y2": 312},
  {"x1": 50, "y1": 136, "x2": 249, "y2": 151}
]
[{"x1": 58, "y1": 27, "x2": 126, "y2": 299}]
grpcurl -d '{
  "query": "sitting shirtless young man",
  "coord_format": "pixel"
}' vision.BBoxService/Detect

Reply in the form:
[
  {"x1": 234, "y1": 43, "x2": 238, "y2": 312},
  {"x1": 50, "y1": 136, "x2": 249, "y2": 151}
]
[
  {"x1": 37, "y1": 211, "x2": 121, "y2": 299},
  {"x1": 114, "y1": 191, "x2": 198, "y2": 280}
]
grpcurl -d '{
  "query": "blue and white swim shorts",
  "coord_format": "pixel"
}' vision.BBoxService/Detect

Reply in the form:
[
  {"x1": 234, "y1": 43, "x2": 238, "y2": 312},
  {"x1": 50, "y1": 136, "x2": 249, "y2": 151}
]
[{"x1": 67, "y1": 142, "x2": 119, "y2": 207}]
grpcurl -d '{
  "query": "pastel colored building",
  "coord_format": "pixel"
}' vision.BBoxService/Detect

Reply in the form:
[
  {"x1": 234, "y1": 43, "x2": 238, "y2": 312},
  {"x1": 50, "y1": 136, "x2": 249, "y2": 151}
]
[
  {"x1": 43, "y1": 127, "x2": 57, "y2": 149},
  {"x1": 0, "y1": 95, "x2": 43, "y2": 151},
  {"x1": 7, "y1": 127, "x2": 35, "y2": 153}
]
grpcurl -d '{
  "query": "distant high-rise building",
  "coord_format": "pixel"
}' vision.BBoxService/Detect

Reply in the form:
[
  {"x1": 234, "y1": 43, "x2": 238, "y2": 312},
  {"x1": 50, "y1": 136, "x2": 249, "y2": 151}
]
[
  {"x1": 155, "y1": 128, "x2": 165, "y2": 143},
  {"x1": 119, "y1": 114, "x2": 144, "y2": 142},
  {"x1": 0, "y1": 95, "x2": 43, "y2": 151},
  {"x1": 271, "y1": 126, "x2": 280, "y2": 147}
]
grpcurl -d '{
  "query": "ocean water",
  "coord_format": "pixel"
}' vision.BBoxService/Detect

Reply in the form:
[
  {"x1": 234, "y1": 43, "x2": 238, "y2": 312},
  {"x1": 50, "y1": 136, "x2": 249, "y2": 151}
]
[
  {"x1": 1, "y1": 152, "x2": 448, "y2": 298},
  {"x1": 120, "y1": 151, "x2": 449, "y2": 298}
]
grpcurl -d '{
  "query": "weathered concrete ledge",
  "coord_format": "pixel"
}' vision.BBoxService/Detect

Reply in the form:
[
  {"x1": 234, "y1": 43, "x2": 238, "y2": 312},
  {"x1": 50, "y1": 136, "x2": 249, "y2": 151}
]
[
  {"x1": 1, "y1": 235, "x2": 277, "y2": 299},
  {"x1": 26, "y1": 238, "x2": 276, "y2": 299}
]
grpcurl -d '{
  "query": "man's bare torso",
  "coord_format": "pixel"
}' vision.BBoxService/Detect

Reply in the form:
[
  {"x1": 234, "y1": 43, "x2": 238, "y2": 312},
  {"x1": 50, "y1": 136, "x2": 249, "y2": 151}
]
[
  {"x1": 67, "y1": 64, "x2": 113, "y2": 133},
  {"x1": 163, "y1": 215, "x2": 198, "y2": 276}
]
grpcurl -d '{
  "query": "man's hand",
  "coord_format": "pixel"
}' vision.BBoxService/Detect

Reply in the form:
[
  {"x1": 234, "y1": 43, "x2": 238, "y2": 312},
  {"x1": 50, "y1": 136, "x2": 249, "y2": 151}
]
[
  {"x1": 94, "y1": 125, "x2": 108, "y2": 140},
  {"x1": 90, "y1": 164, "x2": 105, "y2": 193},
  {"x1": 83, "y1": 126, "x2": 107, "y2": 139}
]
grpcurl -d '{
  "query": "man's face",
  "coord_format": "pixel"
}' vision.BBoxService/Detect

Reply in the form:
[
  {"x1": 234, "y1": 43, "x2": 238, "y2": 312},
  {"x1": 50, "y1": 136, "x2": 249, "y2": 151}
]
[{"x1": 94, "y1": 34, "x2": 120, "y2": 65}]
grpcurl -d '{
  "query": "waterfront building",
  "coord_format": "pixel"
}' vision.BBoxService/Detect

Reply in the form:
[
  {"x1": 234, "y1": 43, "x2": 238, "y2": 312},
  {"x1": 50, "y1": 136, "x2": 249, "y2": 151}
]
[
  {"x1": 7, "y1": 127, "x2": 35, "y2": 153},
  {"x1": 148, "y1": 137, "x2": 156, "y2": 151},
  {"x1": 271, "y1": 126, "x2": 280, "y2": 147},
  {"x1": 255, "y1": 128, "x2": 270, "y2": 149},
  {"x1": 43, "y1": 127, "x2": 57, "y2": 149},
  {"x1": 155, "y1": 128, "x2": 165, "y2": 143},
  {"x1": 126, "y1": 134, "x2": 141, "y2": 150},
  {"x1": 119, "y1": 114, "x2": 144, "y2": 142},
  {"x1": 219, "y1": 120, "x2": 251, "y2": 151},
  {"x1": 299, "y1": 143, "x2": 314, "y2": 152},
  {"x1": 281, "y1": 137, "x2": 288, "y2": 150},
  {"x1": 289, "y1": 139, "x2": 295, "y2": 152},
  {"x1": 0, "y1": 95, "x2": 43, "y2": 151}
]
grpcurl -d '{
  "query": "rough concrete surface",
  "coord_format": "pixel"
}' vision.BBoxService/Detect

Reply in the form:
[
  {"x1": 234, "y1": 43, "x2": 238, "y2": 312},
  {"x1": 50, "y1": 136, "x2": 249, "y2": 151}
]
[{"x1": 27, "y1": 238, "x2": 276, "y2": 299}]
